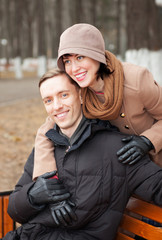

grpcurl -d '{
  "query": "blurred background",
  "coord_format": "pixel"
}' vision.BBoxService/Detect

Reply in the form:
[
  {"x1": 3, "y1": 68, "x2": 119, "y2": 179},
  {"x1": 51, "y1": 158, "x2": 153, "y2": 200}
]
[
  {"x1": 1, "y1": 0, "x2": 162, "y2": 82},
  {"x1": 0, "y1": 0, "x2": 162, "y2": 191}
]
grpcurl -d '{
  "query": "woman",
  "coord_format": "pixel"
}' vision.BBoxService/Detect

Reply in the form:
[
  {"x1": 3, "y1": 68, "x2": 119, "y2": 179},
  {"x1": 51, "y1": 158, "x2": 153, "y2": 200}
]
[{"x1": 33, "y1": 23, "x2": 162, "y2": 180}]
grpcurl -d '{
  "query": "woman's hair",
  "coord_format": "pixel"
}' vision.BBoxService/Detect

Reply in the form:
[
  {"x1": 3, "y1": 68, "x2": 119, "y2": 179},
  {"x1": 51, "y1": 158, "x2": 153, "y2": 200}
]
[
  {"x1": 97, "y1": 63, "x2": 113, "y2": 80},
  {"x1": 39, "y1": 68, "x2": 80, "y2": 90}
]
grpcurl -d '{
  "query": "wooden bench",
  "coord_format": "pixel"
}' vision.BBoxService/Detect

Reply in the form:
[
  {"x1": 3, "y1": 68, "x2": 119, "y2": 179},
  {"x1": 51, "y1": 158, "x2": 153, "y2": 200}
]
[
  {"x1": 0, "y1": 191, "x2": 16, "y2": 238},
  {"x1": 116, "y1": 196, "x2": 162, "y2": 240},
  {"x1": 1, "y1": 192, "x2": 162, "y2": 239}
]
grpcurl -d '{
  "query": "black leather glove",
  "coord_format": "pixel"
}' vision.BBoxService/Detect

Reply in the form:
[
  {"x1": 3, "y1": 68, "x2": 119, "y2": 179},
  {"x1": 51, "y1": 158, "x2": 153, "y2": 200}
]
[
  {"x1": 117, "y1": 135, "x2": 154, "y2": 165},
  {"x1": 28, "y1": 171, "x2": 70, "y2": 206},
  {"x1": 50, "y1": 199, "x2": 77, "y2": 226}
]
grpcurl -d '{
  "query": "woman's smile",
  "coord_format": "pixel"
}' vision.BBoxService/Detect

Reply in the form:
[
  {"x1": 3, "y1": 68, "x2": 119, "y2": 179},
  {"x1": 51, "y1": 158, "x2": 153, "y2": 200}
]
[
  {"x1": 64, "y1": 54, "x2": 100, "y2": 89},
  {"x1": 75, "y1": 71, "x2": 87, "y2": 81}
]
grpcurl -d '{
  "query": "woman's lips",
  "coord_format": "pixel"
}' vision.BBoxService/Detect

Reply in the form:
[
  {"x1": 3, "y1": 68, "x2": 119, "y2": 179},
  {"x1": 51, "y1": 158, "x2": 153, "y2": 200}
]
[{"x1": 75, "y1": 72, "x2": 87, "y2": 81}]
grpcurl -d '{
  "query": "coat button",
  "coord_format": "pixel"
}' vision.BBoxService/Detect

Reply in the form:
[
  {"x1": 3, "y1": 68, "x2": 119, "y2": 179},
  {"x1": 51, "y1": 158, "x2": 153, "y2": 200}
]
[
  {"x1": 120, "y1": 113, "x2": 125, "y2": 118},
  {"x1": 125, "y1": 125, "x2": 129, "y2": 129}
]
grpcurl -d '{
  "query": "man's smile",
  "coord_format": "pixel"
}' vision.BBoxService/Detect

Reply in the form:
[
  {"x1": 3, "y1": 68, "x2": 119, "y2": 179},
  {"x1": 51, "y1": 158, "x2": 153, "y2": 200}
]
[{"x1": 55, "y1": 111, "x2": 69, "y2": 119}]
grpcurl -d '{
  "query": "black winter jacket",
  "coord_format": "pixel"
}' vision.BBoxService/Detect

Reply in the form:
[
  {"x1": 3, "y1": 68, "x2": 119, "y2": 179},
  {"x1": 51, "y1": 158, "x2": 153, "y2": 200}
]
[{"x1": 6, "y1": 120, "x2": 162, "y2": 240}]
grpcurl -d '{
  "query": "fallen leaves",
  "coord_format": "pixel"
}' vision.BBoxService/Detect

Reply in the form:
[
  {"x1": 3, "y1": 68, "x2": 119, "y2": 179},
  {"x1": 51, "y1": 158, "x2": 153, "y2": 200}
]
[{"x1": 0, "y1": 98, "x2": 47, "y2": 191}]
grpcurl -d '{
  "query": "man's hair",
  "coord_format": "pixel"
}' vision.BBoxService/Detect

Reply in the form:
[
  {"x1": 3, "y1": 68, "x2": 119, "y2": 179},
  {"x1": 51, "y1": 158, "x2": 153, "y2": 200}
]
[{"x1": 39, "y1": 68, "x2": 80, "y2": 90}]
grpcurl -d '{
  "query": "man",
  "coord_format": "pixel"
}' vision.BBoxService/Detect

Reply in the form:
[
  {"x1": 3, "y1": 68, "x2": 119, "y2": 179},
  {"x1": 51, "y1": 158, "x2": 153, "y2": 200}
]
[{"x1": 5, "y1": 68, "x2": 162, "y2": 240}]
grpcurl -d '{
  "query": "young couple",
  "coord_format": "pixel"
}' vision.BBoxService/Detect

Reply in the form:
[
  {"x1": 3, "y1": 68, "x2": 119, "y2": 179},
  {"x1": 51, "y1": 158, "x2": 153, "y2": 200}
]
[{"x1": 4, "y1": 23, "x2": 162, "y2": 240}]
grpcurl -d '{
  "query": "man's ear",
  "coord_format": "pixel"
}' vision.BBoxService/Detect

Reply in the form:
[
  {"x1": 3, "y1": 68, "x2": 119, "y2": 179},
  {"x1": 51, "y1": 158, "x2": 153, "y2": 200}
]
[{"x1": 79, "y1": 89, "x2": 83, "y2": 104}]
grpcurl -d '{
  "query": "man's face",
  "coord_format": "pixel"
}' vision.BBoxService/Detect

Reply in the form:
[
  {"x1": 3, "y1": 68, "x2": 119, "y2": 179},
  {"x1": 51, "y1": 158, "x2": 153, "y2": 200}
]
[{"x1": 40, "y1": 74, "x2": 83, "y2": 137}]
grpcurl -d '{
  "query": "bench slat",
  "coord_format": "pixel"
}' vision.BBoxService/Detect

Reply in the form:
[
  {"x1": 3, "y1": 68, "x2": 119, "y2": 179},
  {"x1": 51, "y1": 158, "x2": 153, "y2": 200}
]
[
  {"x1": 120, "y1": 214, "x2": 162, "y2": 240},
  {"x1": 0, "y1": 197, "x2": 2, "y2": 238},
  {"x1": 3, "y1": 196, "x2": 14, "y2": 236},
  {"x1": 115, "y1": 231, "x2": 134, "y2": 240},
  {"x1": 0, "y1": 192, "x2": 15, "y2": 238},
  {"x1": 126, "y1": 197, "x2": 162, "y2": 223}
]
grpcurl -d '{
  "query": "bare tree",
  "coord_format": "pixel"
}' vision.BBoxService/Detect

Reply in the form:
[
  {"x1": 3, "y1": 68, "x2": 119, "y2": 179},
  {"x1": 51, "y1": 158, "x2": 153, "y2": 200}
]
[
  {"x1": 116, "y1": 0, "x2": 127, "y2": 57},
  {"x1": 22, "y1": 0, "x2": 38, "y2": 58},
  {"x1": 52, "y1": 0, "x2": 63, "y2": 57},
  {"x1": 37, "y1": 0, "x2": 46, "y2": 56},
  {"x1": 14, "y1": 0, "x2": 23, "y2": 57},
  {"x1": 0, "y1": 0, "x2": 162, "y2": 60},
  {"x1": 126, "y1": 0, "x2": 161, "y2": 50}
]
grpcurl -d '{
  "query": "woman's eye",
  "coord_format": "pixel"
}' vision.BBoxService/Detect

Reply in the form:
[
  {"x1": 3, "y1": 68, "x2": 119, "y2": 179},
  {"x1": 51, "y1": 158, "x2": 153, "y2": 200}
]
[
  {"x1": 77, "y1": 56, "x2": 83, "y2": 60},
  {"x1": 64, "y1": 60, "x2": 70, "y2": 65}
]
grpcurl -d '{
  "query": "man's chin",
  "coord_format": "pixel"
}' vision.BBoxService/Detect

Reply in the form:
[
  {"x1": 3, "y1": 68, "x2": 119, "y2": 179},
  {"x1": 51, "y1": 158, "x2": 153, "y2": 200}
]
[{"x1": 54, "y1": 120, "x2": 68, "y2": 129}]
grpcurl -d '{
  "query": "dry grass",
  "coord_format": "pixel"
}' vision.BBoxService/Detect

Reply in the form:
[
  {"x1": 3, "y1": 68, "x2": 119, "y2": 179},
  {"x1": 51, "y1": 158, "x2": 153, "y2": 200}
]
[
  {"x1": 0, "y1": 70, "x2": 37, "y2": 79},
  {"x1": 0, "y1": 98, "x2": 47, "y2": 191}
]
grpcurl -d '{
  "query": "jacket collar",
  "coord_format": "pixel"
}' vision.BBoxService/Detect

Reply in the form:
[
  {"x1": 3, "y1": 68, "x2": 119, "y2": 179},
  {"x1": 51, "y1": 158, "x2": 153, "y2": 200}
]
[{"x1": 46, "y1": 118, "x2": 117, "y2": 151}]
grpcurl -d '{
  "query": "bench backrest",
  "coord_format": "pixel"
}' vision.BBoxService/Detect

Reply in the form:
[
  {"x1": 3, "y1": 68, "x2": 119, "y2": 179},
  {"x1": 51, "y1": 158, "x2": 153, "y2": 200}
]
[
  {"x1": 0, "y1": 191, "x2": 16, "y2": 238},
  {"x1": 1, "y1": 192, "x2": 162, "y2": 239},
  {"x1": 116, "y1": 197, "x2": 162, "y2": 240}
]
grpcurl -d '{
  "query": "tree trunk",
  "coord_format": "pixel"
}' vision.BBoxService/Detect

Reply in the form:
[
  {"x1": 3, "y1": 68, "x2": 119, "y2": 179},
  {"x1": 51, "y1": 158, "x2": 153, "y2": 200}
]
[
  {"x1": 37, "y1": 0, "x2": 46, "y2": 56},
  {"x1": 126, "y1": 0, "x2": 161, "y2": 50},
  {"x1": 117, "y1": 0, "x2": 127, "y2": 57},
  {"x1": 52, "y1": 0, "x2": 63, "y2": 58},
  {"x1": 14, "y1": 0, "x2": 22, "y2": 57}
]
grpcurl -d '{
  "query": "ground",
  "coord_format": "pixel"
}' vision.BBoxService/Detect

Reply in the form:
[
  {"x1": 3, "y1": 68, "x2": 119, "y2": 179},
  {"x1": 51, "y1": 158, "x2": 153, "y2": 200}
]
[{"x1": 0, "y1": 77, "x2": 47, "y2": 191}]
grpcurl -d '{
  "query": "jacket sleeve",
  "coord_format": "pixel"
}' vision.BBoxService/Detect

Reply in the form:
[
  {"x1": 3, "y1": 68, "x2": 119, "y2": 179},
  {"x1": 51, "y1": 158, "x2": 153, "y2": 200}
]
[
  {"x1": 33, "y1": 116, "x2": 57, "y2": 180},
  {"x1": 138, "y1": 68, "x2": 162, "y2": 154},
  {"x1": 127, "y1": 155, "x2": 162, "y2": 206},
  {"x1": 7, "y1": 149, "x2": 44, "y2": 224}
]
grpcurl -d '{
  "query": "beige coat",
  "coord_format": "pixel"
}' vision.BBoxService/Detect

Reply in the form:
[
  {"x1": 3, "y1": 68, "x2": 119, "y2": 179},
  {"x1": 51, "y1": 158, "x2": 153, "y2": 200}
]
[
  {"x1": 33, "y1": 63, "x2": 162, "y2": 179},
  {"x1": 111, "y1": 62, "x2": 162, "y2": 166}
]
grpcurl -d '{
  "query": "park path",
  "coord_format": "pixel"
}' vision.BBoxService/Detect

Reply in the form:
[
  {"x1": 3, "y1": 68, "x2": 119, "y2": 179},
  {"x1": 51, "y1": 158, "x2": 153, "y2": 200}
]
[
  {"x1": 0, "y1": 77, "x2": 46, "y2": 191},
  {"x1": 0, "y1": 77, "x2": 40, "y2": 106}
]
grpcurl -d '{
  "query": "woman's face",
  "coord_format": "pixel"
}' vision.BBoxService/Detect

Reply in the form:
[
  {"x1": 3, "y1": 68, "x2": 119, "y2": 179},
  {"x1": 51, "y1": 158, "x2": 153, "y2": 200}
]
[{"x1": 62, "y1": 54, "x2": 100, "y2": 88}]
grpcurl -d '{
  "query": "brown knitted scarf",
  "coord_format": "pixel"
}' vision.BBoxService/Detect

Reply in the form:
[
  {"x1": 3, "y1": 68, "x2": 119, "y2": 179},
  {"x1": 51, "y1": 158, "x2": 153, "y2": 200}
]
[{"x1": 81, "y1": 50, "x2": 124, "y2": 120}]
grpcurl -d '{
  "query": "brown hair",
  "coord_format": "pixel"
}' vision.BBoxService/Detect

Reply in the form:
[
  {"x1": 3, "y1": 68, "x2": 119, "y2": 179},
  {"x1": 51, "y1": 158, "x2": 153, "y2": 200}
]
[
  {"x1": 81, "y1": 50, "x2": 124, "y2": 120},
  {"x1": 39, "y1": 68, "x2": 80, "y2": 90},
  {"x1": 97, "y1": 63, "x2": 113, "y2": 80}
]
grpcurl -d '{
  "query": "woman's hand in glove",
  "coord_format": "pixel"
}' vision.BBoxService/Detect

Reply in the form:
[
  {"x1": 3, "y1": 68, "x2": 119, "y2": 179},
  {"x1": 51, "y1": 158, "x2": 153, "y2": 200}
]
[
  {"x1": 28, "y1": 171, "x2": 70, "y2": 206},
  {"x1": 117, "y1": 135, "x2": 154, "y2": 165},
  {"x1": 50, "y1": 200, "x2": 77, "y2": 226}
]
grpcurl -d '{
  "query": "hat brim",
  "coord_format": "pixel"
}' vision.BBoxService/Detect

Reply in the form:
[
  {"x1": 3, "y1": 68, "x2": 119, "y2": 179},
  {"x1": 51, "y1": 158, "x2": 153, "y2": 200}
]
[{"x1": 57, "y1": 48, "x2": 106, "y2": 71}]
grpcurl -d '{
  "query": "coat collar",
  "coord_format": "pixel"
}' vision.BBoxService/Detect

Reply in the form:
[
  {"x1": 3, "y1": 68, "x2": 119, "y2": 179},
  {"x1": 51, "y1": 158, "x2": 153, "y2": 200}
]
[{"x1": 46, "y1": 118, "x2": 117, "y2": 151}]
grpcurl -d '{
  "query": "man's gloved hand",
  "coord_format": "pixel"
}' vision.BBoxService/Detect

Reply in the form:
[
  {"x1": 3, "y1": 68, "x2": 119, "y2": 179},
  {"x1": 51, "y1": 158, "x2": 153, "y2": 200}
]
[
  {"x1": 28, "y1": 171, "x2": 70, "y2": 206},
  {"x1": 50, "y1": 199, "x2": 77, "y2": 226},
  {"x1": 117, "y1": 135, "x2": 154, "y2": 165}
]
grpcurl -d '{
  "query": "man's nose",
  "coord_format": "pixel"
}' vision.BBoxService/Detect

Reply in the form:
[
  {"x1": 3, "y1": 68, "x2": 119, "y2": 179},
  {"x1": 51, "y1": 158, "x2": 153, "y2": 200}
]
[{"x1": 53, "y1": 99, "x2": 62, "y2": 110}]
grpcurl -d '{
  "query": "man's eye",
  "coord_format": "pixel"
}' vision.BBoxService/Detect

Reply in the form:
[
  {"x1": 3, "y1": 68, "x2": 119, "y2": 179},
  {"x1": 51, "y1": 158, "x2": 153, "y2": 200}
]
[
  {"x1": 62, "y1": 93, "x2": 68, "y2": 98},
  {"x1": 44, "y1": 99, "x2": 52, "y2": 104}
]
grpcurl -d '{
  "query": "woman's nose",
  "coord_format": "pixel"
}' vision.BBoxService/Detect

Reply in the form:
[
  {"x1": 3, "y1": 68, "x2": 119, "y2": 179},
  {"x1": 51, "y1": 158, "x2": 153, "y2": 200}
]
[{"x1": 71, "y1": 61, "x2": 80, "y2": 72}]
